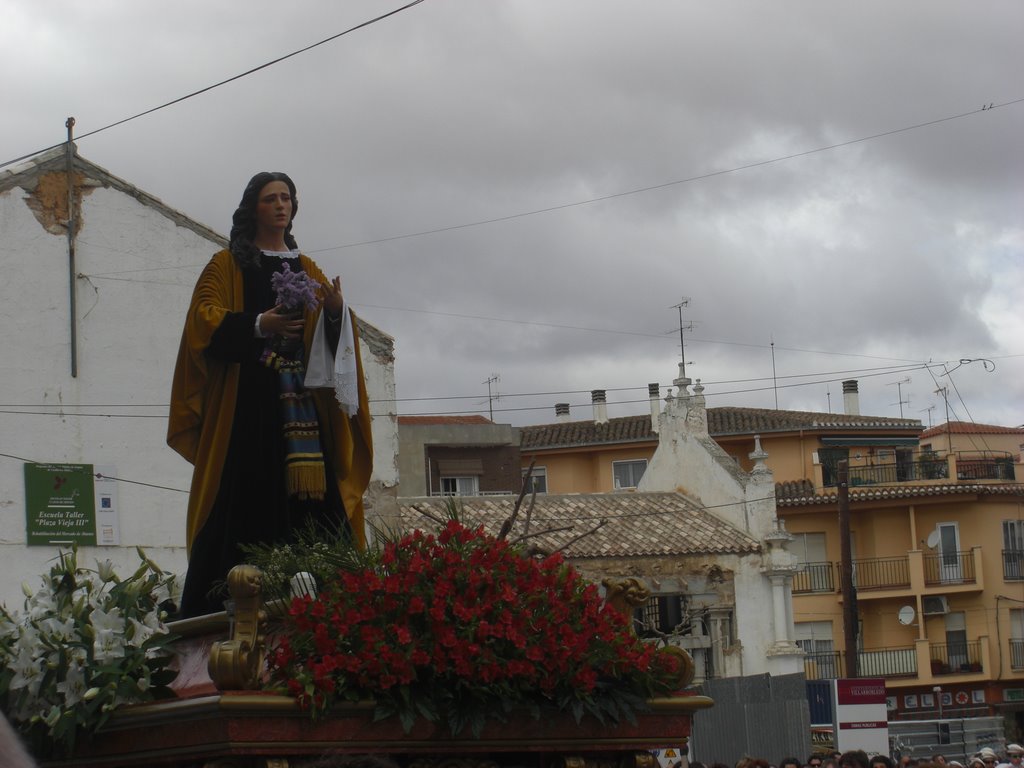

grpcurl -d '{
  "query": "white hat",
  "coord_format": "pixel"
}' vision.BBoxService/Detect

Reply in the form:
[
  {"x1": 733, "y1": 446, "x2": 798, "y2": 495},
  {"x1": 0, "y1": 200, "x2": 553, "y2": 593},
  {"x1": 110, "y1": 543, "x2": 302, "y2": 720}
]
[
  {"x1": 1007, "y1": 746, "x2": 1024, "y2": 757},
  {"x1": 979, "y1": 749, "x2": 998, "y2": 761}
]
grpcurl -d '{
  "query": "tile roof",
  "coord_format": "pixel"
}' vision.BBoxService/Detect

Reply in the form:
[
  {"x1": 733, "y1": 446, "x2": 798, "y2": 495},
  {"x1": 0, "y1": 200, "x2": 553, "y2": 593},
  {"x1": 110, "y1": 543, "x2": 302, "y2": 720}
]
[
  {"x1": 521, "y1": 415, "x2": 655, "y2": 451},
  {"x1": 776, "y1": 482, "x2": 1024, "y2": 507},
  {"x1": 398, "y1": 415, "x2": 494, "y2": 426},
  {"x1": 397, "y1": 493, "x2": 761, "y2": 559},
  {"x1": 708, "y1": 407, "x2": 921, "y2": 435},
  {"x1": 520, "y1": 407, "x2": 922, "y2": 450},
  {"x1": 921, "y1": 421, "x2": 1024, "y2": 438}
]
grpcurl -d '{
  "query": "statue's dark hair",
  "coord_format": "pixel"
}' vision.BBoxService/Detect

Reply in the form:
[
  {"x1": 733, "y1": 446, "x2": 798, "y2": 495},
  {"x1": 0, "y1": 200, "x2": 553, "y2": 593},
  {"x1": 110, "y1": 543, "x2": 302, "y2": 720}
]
[{"x1": 228, "y1": 171, "x2": 299, "y2": 269}]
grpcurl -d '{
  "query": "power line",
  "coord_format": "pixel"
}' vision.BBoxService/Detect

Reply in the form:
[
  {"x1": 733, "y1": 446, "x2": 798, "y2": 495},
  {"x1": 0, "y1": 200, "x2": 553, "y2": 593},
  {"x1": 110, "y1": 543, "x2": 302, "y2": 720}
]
[
  {"x1": 0, "y1": 0, "x2": 426, "y2": 170},
  {"x1": 307, "y1": 98, "x2": 1024, "y2": 253},
  {"x1": 57, "y1": 278, "x2": 950, "y2": 364},
  {"x1": 0, "y1": 360, "x2": 947, "y2": 419},
  {"x1": 354, "y1": 301, "x2": 938, "y2": 363},
  {"x1": 0, "y1": 361, "x2": 928, "y2": 409},
  {"x1": 0, "y1": 452, "x2": 188, "y2": 495}
]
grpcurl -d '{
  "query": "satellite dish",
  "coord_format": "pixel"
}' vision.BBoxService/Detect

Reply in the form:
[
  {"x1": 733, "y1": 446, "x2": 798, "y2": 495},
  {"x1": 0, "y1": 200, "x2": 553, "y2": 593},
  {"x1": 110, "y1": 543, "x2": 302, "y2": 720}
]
[
  {"x1": 926, "y1": 530, "x2": 941, "y2": 549},
  {"x1": 898, "y1": 605, "x2": 916, "y2": 626}
]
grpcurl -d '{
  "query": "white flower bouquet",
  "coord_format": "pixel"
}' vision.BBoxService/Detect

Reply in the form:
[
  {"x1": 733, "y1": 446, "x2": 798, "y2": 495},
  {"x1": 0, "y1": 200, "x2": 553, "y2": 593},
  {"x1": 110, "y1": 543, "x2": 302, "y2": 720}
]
[{"x1": 0, "y1": 547, "x2": 180, "y2": 757}]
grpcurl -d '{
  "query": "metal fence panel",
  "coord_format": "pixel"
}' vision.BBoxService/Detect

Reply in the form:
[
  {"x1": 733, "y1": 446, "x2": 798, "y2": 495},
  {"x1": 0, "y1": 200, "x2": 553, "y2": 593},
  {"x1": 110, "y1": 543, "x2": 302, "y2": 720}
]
[
  {"x1": 693, "y1": 673, "x2": 811, "y2": 765},
  {"x1": 887, "y1": 717, "x2": 1004, "y2": 761}
]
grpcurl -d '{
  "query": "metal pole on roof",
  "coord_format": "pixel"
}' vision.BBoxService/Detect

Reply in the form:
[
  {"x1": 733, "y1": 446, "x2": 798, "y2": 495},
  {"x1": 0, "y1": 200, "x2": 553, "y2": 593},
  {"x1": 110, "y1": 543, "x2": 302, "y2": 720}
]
[
  {"x1": 838, "y1": 459, "x2": 858, "y2": 677},
  {"x1": 65, "y1": 117, "x2": 78, "y2": 378},
  {"x1": 482, "y1": 374, "x2": 499, "y2": 421},
  {"x1": 671, "y1": 299, "x2": 692, "y2": 380},
  {"x1": 771, "y1": 336, "x2": 778, "y2": 409}
]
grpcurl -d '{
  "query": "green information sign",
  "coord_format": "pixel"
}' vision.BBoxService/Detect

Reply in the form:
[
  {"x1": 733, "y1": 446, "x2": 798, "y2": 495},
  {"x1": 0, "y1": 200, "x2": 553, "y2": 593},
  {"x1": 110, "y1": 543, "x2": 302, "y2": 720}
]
[{"x1": 24, "y1": 463, "x2": 97, "y2": 546}]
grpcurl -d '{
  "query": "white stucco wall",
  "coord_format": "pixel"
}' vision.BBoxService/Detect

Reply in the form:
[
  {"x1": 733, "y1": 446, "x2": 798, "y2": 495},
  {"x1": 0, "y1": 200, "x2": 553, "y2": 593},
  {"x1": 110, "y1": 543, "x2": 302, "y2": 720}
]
[
  {"x1": 0, "y1": 159, "x2": 396, "y2": 611},
  {"x1": 636, "y1": 380, "x2": 802, "y2": 677}
]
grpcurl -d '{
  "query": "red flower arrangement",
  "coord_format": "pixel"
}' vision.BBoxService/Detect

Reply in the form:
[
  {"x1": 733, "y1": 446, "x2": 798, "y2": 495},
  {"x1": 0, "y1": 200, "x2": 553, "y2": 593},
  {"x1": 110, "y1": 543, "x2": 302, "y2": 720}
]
[{"x1": 267, "y1": 520, "x2": 683, "y2": 735}]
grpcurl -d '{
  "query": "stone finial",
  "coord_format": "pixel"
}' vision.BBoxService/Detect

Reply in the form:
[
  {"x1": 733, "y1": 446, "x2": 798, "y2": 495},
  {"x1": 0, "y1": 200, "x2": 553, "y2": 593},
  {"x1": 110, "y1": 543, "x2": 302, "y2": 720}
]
[
  {"x1": 761, "y1": 517, "x2": 799, "y2": 573},
  {"x1": 673, "y1": 360, "x2": 692, "y2": 393},
  {"x1": 748, "y1": 434, "x2": 770, "y2": 474}
]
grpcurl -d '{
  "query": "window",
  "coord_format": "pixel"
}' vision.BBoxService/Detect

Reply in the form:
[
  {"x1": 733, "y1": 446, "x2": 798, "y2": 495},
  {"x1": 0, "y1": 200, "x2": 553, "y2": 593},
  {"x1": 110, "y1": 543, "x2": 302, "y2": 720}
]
[
  {"x1": 1011, "y1": 609, "x2": 1024, "y2": 670},
  {"x1": 819, "y1": 447, "x2": 849, "y2": 487},
  {"x1": 796, "y1": 621, "x2": 837, "y2": 678},
  {"x1": 440, "y1": 476, "x2": 479, "y2": 496},
  {"x1": 1008, "y1": 609, "x2": 1024, "y2": 670},
  {"x1": 634, "y1": 594, "x2": 687, "y2": 637},
  {"x1": 945, "y1": 612, "x2": 968, "y2": 671},
  {"x1": 612, "y1": 460, "x2": 647, "y2": 489},
  {"x1": 1005, "y1": 520, "x2": 1024, "y2": 550},
  {"x1": 792, "y1": 532, "x2": 826, "y2": 562},
  {"x1": 1005, "y1": 521, "x2": 1024, "y2": 580},
  {"x1": 522, "y1": 466, "x2": 547, "y2": 494},
  {"x1": 791, "y1": 532, "x2": 832, "y2": 593}
]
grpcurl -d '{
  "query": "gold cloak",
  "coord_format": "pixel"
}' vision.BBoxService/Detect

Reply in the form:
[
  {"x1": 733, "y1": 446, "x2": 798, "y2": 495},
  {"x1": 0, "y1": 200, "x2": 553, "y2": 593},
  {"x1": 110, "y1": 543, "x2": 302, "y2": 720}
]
[{"x1": 167, "y1": 249, "x2": 373, "y2": 555}]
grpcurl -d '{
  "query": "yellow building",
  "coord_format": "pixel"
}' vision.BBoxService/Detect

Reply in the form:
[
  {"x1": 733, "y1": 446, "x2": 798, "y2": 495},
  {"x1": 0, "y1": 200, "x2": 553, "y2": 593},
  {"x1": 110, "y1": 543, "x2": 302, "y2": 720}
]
[{"x1": 521, "y1": 403, "x2": 1024, "y2": 727}]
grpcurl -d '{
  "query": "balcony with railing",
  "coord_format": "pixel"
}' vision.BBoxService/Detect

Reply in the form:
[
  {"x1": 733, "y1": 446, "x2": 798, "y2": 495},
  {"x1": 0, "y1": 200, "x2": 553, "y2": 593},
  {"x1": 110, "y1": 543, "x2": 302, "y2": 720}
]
[
  {"x1": 1011, "y1": 639, "x2": 1024, "y2": 671},
  {"x1": 1005, "y1": 550, "x2": 1024, "y2": 581},
  {"x1": 792, "y1": 562, "x2": 835, "y2": 594},
  {"x1": 929, "y1": 640, "x2": 983, "y2": 676},
  {"x1": 820, "y1": 449, "x2": 1016, "y2": 489},
  {"x1": 955, "y1": 451, "x2": 1016, "y2": 481},
  {"x1": 803, "y1": 646, "x2": 918, "y2": 680},
  {"x1": 923, "y1": 550, "x2": 977, "y2": 586},
  {"x1": 802, "y1": 548, "x2": 984, "y2": 600},
  {"x1": 846, "y1": 458, "x2": 948, "y2": 486},
  {"x1": 838, "y1": 556, "x2": 911, "y2": 592}
]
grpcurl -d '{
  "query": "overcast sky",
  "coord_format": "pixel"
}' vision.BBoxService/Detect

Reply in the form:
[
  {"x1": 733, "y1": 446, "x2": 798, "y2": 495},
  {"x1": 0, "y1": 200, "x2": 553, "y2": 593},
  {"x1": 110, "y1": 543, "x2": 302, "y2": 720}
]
[{"x1": 4, "y1": 1, "x2": 1022, "y2": 431}]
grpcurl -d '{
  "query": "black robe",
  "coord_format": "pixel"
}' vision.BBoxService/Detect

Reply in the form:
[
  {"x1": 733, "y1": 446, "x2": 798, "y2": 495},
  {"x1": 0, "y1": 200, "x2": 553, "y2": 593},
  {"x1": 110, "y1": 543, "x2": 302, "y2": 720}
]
[{"x1": 179, "y1": 255, "x2": 347, "y2": 618}]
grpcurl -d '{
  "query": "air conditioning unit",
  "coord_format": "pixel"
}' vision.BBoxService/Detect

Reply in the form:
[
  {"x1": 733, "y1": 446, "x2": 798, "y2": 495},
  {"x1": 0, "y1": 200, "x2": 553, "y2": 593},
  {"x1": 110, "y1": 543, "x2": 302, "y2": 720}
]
[{"x1": 922, "y1": 596, "x2": 950, "y2": 615}]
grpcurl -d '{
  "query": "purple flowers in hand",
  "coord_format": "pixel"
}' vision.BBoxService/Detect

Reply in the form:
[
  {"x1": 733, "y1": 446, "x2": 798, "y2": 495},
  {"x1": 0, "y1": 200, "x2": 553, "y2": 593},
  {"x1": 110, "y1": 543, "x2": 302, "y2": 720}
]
[{"x1": 271, "y1": 262, "x2": 321, "y2": 312}]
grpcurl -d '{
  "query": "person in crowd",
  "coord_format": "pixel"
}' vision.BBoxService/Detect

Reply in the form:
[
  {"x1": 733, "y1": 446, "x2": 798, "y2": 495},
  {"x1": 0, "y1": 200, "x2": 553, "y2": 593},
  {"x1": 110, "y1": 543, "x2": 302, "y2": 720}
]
[
  {"x1": 0, "y1": 715, "x2": 36, "y2": 768},
  {"x1": 839, "y1": 750, "x2": 870, "y2": 768},
  {"x1": 780, "y1": 757, "x2": 800, "y2": 768},
  {"x1": 871, "y1": 755, "x2": 894, "y2": 768},
  {"x1": 169, "y1": 171, "x2": 373, "y2": 617},
  {"x1": 978, "y1": 748, "x2": 999, "y2": 768}
]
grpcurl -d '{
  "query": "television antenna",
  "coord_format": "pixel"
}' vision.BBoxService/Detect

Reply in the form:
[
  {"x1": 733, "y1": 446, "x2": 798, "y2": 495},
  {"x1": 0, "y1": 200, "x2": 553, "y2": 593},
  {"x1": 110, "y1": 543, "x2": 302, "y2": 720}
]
[
  {"x1": 482, "y1": 374, "x2": 500, "y2": 420},
  {"x1": 669, "y1": 299, "x2": 694, "y2": 380},
  {"x1": 888, "y1": 377, "x2": 912, "y2": 418},
  {"x1": 919, "y1": 404, "x2": 936, "y2": 428}
]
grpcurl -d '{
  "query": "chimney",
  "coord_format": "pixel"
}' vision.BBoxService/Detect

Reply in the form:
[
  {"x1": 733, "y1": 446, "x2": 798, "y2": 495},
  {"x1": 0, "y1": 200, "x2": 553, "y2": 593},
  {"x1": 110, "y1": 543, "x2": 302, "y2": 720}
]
[
  {"x1": 555, "y1": 402, "x2": 570, "y2": 423},
  {"x1": 842, "y1": 379, "x2": 860, "y2": 416},
  {"x1": 591, "y1": 389, "x2": 608, "y2": 424},
  {"x1": 648, "y1": 382, "x2": 660, "y2": 433}
]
